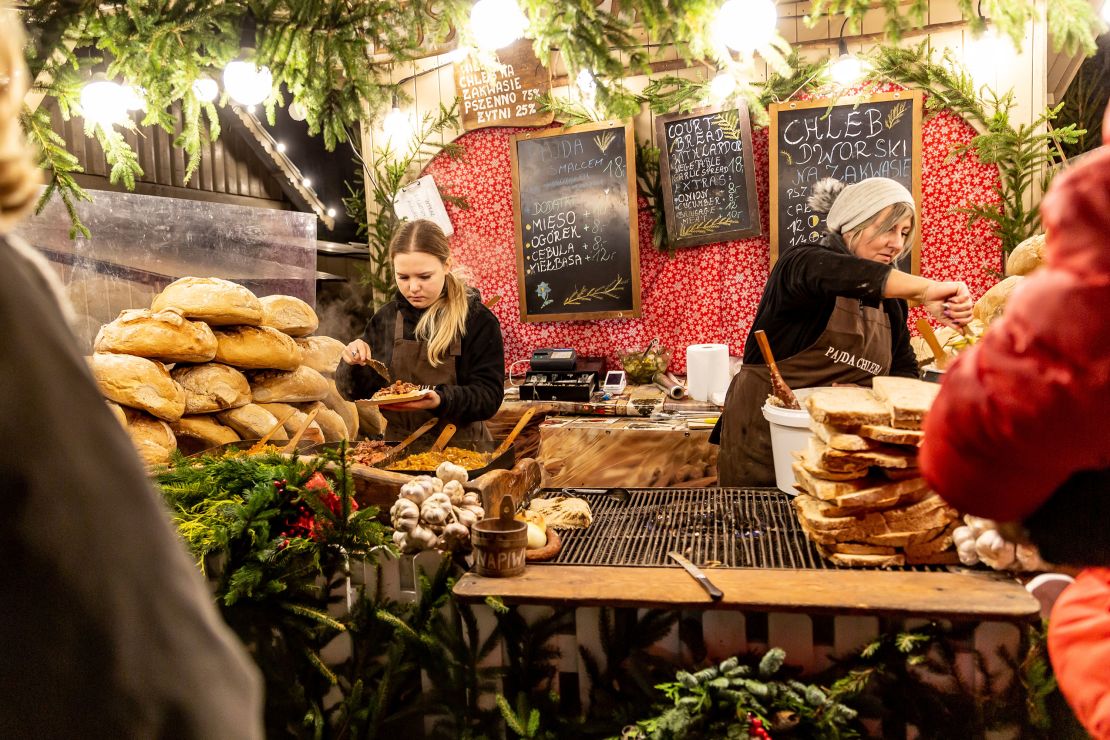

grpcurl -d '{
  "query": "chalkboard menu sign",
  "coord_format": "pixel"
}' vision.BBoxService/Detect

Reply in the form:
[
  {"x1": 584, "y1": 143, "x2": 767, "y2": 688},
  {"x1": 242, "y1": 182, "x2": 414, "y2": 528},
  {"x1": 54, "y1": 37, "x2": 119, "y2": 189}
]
[
  {"x1": 510, "y1": 119, "x2": 640, "y2": 322},
  {"x1": 770, "y1": 90, "x2": 923, "y2": 273},
  {"x1": 655, "y1": 103, "x2": 761, "y2": 247},
  {"x1": 454, "y1": 39, "x2": 554, "y2": 131}
]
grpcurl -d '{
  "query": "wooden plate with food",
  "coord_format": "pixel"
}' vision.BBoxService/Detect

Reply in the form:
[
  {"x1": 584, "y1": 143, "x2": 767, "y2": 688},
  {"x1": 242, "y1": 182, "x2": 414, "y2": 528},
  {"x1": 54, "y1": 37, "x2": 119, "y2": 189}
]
[{"x1": 362, "y1": 380, "x2": 432, "y2": 406}]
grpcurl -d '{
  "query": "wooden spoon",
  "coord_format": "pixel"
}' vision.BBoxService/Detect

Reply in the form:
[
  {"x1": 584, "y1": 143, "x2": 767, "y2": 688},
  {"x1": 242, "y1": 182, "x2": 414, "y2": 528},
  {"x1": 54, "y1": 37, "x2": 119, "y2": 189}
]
[
  {"x1": 489, "y1": 406, "x2": 538, "y2": 462},
  {"x1": 431, "y1": 423, "x2": 458, "y2": 453},
  {"x1": 754, "y1": 329, "x2": 800, "y2": 410},
  {"x1": 375, "y1": 416, "x2": 441, "y2": 468},
  {"x1": 915, "y1": 318, "x2": 950, "y2": 370},
  {"x1": 281, "y1": 406, "x2": 320, "y2": 454},
  {"x1": 248, "y1": 409, "x2": 297, "y2": 454}
]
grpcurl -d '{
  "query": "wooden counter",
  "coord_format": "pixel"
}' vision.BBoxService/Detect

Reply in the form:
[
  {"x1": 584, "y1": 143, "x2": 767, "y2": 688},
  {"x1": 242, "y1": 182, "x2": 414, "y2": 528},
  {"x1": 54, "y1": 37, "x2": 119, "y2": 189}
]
[{"x1": 454, "y1": 564, "x2": 1040, "y2": 621}]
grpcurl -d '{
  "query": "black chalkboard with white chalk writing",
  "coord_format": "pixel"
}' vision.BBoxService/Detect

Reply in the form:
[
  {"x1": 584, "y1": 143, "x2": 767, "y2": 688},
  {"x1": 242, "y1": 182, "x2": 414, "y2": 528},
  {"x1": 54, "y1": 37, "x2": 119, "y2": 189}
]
[
  {"x1": 770, "y1": 91, "x2": 923, "y2": 274},
  {"x1": 656, "y1": 103, "x2": 761, "y2": 248},
  {"x1": 510, "y1": 119, "x2": 641, "y2": 322}
]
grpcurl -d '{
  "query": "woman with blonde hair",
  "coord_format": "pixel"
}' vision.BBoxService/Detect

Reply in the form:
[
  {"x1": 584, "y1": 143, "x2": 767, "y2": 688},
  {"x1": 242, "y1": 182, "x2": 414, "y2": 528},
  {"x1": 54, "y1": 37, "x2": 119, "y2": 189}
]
[
  {"x1": 339, "y1": 218, "x2": 505, "y2": 441},
  {"x1": 0, "y1": 5, "x2": 262, "y2": 737},
  {"x1": 713, "y1": 176, "x2": 974, "y2": 486}
]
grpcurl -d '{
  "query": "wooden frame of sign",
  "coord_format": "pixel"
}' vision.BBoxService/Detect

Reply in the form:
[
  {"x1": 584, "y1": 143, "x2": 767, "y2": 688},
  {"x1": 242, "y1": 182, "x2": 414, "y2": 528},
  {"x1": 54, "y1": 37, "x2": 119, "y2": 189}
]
[
  {"x1": 510, "y1": 119, "x2": 641, "y2": 323},
  {"x1": 655, "y1": 102, "x2": 762, "y2": 247},
  {"x1": 769, "y1": 90, "x2": 924, "y2": 274}
]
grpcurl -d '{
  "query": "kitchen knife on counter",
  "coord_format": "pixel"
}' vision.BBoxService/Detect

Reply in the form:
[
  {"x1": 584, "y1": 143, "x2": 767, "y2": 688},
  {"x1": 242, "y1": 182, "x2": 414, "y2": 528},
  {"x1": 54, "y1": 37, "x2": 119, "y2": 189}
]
[{"x1": 667, "y1": 551, "x2": 724, "y2": 601}]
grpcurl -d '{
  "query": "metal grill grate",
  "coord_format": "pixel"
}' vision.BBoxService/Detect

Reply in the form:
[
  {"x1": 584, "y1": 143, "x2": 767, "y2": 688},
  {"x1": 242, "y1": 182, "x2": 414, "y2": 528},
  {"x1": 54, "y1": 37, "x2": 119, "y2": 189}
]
[{"x1": 544, "y1": 487, "x2": 939, "y2": 571}]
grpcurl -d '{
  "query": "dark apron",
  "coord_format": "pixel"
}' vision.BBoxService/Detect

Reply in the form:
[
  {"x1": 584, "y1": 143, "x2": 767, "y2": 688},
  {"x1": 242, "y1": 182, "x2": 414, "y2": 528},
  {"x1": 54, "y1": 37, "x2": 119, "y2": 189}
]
[
  {"x1": 384, "y1": 313, "x2": 491, "y2": 443},
  {"x1": 717, "y1": 296, "x2": 893, "y2": 487}
]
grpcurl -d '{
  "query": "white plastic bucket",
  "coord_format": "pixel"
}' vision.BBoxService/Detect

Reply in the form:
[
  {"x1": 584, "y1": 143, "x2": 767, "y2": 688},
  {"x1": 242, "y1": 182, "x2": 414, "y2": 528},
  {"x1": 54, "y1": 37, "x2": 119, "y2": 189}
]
[{"x1": 760, "y1": 387, "x2": 825, "y2": 495}]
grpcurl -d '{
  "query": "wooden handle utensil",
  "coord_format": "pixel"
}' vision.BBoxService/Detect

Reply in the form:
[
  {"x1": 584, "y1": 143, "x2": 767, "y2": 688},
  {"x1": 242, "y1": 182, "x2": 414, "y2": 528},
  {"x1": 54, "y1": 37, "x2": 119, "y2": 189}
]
[
  {"x1": 376, "y1": 416, "x2": 440, "y2": 467},
  {"x1": 249, "y1": 409, "x2": 298, "y2": 454},
  {"x1": 916, "y1": 318, "x2": 950, "y2": 370},
  {"x1": 281, "y1": 407, "x2": 320, "y2": 454},
  {"x1": 490, "y1": 406, "x2": 538, "y2": 461},
  {"x1": 431, "y1": 423, "x2": 457, "y2": 452},
  {"x1": 754, "y1": 329, "x2": 800, "y2": 410},
  {"x1": 365, "y1": 358, "x2": 392, "y2": 383}
]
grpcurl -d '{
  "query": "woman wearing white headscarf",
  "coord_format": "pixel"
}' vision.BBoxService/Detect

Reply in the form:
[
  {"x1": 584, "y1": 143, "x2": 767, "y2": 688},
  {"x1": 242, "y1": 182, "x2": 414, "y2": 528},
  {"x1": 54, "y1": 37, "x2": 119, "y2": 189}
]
[{"x1": 712, "y1": 177, "x2": 973, "y2": 487}]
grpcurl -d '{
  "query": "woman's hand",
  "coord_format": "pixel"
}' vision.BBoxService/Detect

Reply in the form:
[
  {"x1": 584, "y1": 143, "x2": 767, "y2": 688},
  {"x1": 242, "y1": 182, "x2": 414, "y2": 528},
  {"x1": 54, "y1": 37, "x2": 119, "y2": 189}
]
[
  {"x1": 923, "y1": 281, "x2": 973, "y2": 329},
  {"x1": 342, "y1": 339, "x2": 372, "y2": 365},
  {"x1": 380, "y1": 391, "x2": 441, "y2": 412}
]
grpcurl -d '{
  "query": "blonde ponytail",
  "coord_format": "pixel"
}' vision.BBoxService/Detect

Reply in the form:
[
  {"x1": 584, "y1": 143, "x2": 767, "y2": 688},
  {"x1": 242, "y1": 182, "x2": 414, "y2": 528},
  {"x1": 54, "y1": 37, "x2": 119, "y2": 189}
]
[
  {"x1": 0, "y1": 6, "x2": 42, "y2": 233},
  {"x1": 389, "y1": 219, "x2": 470, "y2": 367}
]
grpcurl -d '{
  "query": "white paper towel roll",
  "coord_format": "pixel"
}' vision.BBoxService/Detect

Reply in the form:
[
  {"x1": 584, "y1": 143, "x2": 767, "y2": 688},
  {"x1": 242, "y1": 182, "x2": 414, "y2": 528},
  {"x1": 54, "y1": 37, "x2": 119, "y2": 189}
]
[{"x1": 686, "y1": 344, "x2": 730, "y2": 402}]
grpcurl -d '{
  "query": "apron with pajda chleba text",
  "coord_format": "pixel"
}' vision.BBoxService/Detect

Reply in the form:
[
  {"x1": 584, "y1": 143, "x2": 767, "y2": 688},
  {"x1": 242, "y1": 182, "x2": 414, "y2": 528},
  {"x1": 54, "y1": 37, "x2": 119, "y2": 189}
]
[
  {"x1": 717, "y1": 296, "x2": 893, "y2": 487},
  {"x1": 385, "y1": 313, "x2": 492, "y2": 443}
]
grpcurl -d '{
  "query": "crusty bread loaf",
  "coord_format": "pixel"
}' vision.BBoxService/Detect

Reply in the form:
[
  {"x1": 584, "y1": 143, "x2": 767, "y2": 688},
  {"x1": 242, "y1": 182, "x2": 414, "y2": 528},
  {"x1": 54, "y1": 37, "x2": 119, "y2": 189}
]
[
  {"x1": 249, "y1": 365, "x2": 329, "y2": 403},
  {"x1": 106, "y1": 401, "x2": 127, "y2": 429},
  {"x1": 794, "y1": 492, "x2": 955, "y2": 543},
  {"x1": 95, "y1": 308, "x2": 218, "y2": 363},
  {"x1": 871, "y1": 377, "x2": 939, "y2": 431},
  {"x1": 123, "y1": 409, "x2": 177, "y2": 466},
  {"x1": 171, "y1": 415, "x2": 241, "y2": 454},
  {"x1": 812, "y1": 421, "x2": 877, "y2": 451},
  {"x1": 214, "y1": 326, "x2": 303, "y2": 370},
  {"x1": 805, "y1": 387, "x2": 889, "y2": 427},
  {"x1": 152, "y1": 277, "x2": 263, "y2": 326},
  {"x1": 299, "y1": 401, "x2": 349, "y2": 442},
  {"x1": 89, "y1": 352, "x2": 186, "y2": 421},
  {"x1": 974, "y1": 275, "x2": 1023, "y2": 326},
  {"x1": 255, "y1": 403, "x2": 325, "y2": 444},
  {"x1": 1006, "y1": 233, "x2": 1045, "y2": 277},
  {"x1": 323, "y1": 379, "x2": 359, "y2": 439},
  {"x1": 859, "y1": 424, "x2": 924, "y2": 446},
  {"x1": 260, "y1": 294, "x2": 319, "y2": 337},
  {"x1": 171, "y1": 363, "x2": 252, "y2": 414},
  {"x1": 217, "y1": 404, "x2": 289, "y2": 441},
  {"x1": 296, "y1": 336, "x2": 346, "y2": 374}
]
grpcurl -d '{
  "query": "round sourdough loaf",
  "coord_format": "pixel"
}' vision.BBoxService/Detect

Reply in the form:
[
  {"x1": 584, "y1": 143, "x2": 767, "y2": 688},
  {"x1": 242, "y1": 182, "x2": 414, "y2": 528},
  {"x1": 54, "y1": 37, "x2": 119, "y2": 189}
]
[
  {"x1": 123, "y1": 409, "x2": 178, "y2": 466},
  {"x1": 255, "y1": 403, "x2": 325, "y2": 444},
  {"x1": 170, "y1": 415, "x2": 241, "y2": 454},
  {"x1": 106, "y1": 401, "x2": 127, "y2": 428},
  {"x1": 324, "y1": 379, "x2": 359, "y2": 439},
  {"x1": 1006, "y1": 233, "x2": 1045, "y2": 277},
  {"x1": 302, "y1": 401, "x2": 350, "y2": 442},
  {"x1": 171, "y1": 362, "x2": 252, "y2": 414},
  {"x1": 973, "y1": 275, "x2": 1024, "y2": 325},
  {"x1": 217, "y1": 403, "x2": 290, "y2": 441},
  {"x1": 89, "y1": 352, "x2": 186, "y2": 421},
  {"x1": 260, "y1": 294, "x2": 319, "y2": 337},
  {"x1": 249, "y1": 365, "x2": 330, "y2": 403},
  {"x1": 214, "y1": 325, "x2": 303, "y2": 370},
  {"x1": 95, "y1": 308, "x2": 218, "y2": 363},
  {"x1": 152, "y1": 276, "x2": 263, "y2": 326},
  {"x1": 296, "y1": 335, "x2": 345, "y2": 374}
]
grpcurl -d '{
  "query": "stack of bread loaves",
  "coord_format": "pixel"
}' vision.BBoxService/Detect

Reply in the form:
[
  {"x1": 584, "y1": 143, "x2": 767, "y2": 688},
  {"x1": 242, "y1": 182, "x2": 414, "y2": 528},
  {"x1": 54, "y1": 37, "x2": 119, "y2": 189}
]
[
  {"x1": 791, "y1": 377, "x2": 959, "y2": 568},
  {"x1": 89, "y1": 277, "x2": 358, "y2": 465}
]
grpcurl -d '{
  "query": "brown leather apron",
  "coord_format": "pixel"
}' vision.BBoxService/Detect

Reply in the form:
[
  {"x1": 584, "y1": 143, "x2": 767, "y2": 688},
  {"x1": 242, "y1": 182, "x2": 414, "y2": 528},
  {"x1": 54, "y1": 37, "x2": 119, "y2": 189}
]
[
  {"x1": 717, "y1": 296, "x2": 893, "y2": 487},
  {"x1": 384, "y1": 312, "x2": 491, "y2": 442}
]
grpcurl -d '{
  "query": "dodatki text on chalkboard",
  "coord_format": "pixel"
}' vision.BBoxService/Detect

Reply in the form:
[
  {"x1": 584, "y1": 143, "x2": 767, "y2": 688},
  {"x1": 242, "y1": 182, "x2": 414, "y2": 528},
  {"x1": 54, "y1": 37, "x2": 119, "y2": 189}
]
[
  {"x1": 510, "y1": 120, "x2": 641, "y2": 322},
  {"x1": 770, "y1": 91, "x2": 923, "y2": 273}
]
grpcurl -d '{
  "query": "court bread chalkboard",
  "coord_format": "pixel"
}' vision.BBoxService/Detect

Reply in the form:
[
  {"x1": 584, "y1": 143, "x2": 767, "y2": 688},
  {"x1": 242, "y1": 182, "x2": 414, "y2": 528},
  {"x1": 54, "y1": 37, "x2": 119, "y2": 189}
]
[
  {"x1": 656, "y1": 102, "x2": 761, "y2": 248},
  {"x1": 510, "y1": 119, "x2": 641, "y2": 322},
  {"x1": 770, "y1": 90, "x2": 923, "y2": 274}
]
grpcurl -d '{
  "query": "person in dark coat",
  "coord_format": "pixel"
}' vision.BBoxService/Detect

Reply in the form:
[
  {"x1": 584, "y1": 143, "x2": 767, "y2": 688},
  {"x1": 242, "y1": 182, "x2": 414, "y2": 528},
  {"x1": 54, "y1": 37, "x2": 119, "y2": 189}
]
[
  {"x1": 0, "y1": 7, "x2": 263, "y2": 736},
  {"x1": 337, "y1": 219, "x2": 505, "y2": 441}
]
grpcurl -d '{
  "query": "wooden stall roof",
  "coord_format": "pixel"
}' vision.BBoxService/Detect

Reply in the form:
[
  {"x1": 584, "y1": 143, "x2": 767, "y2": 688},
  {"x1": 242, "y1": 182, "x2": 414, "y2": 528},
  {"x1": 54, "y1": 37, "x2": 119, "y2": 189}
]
[{"x1": 455, "y1": 565, "x2": 1040, "y2": 621}]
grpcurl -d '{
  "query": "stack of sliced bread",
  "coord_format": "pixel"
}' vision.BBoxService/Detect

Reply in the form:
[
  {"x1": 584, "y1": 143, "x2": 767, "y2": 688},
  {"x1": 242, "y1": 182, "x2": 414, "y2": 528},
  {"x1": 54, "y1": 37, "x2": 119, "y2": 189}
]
[
  {"x1": 791, "y1": 377, "x2": 959, "y2": 568},
  {"x1": 89, "y1": 277, "x2": 358, "y2": 465}
]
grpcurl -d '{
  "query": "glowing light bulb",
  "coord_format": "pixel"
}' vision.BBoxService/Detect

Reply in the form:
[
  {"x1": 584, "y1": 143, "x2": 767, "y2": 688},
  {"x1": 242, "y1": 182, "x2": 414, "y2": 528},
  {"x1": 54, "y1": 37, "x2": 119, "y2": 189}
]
[
  {"x1": 79, "y1": 79, "x2": 130, "y2": 127},
  {"x1": 444, "y1": 46, "x2": 472, "y2": 63},
  {"x1": 326, "y1": 207, "x2": 337, "y2": 218},
  {"x1": 830, "y1": 53, "x2": 867, "y2": 87},
  {"x1": 276, "y1": 141, "x2": 286, "y2": 153},
  {"x1": 222, "y1": 60, "x2": 272, "y2": 106},
  {"x1": 1103, "y1": 0, "x2": 1110, "y2": 24},
  {"x1": 576, "y1": 69, "x2": 597, "y2": 100},
  {"x1": 469, "y1": 0, "x2": 528, "y2": 51},
  {"x1": 120, "y1": 85, "x2": 145, "y2": 111},
  {"x1": 381, "y1": 106, "x2": 413, "y2": 149},
  {"x1": 714, "y1": 0, "x2": 777, "y2": 52},
  {"x1": 301, "y1": 177, "x2": 312, "y2": 187},
  {"x1": 708, "y1": 72, "x2": 737, "y2": 101},
  {"x1": 964, "y1": 27, "x2": 1016, "y2": 83},
  {"x1": 192, "y1": 77, "x2": 218, "y2": 103},
  {"x1": 288, "y1": 100, "x2": 308, "y2": 122}
]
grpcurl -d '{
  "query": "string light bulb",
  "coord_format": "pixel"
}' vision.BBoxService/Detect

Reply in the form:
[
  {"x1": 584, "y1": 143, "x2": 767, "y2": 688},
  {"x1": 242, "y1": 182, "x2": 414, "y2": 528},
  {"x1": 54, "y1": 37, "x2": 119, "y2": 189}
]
[
  {"x1": 714, "y1": 0, "x2": 777, "y2": 52},
  {"x1": 708, "y1": 72, "x2": 737, "y2": 101},
  {"x1": 381, "y1": 105, "x2": 413, "y2": 150},
  {"x1": 469, "y1": 0, "x2": 528, "y2": 51},
  {"x1": 79, "y1": 78, "x2": 131, "y2": 127},
  {"x1": 301, "y1": 177, "x2": 312, "y2": 187},
  {"x1": 192, "y1": 77, "x2": 218, "y2": 103},
  {"x1": 288, "y1": 100, "x2": 308, "y2": 122},
  {"x1": 830, "y1": 39, "x2": 867, "y2": 87},
  {"x1": 964, "y1": 26, "x2": 1016, "y2": 83},
  {"x1": 276, "y1": 141, "x2": 286, "y2": 153},
  {"x1": 326, "y1": 207, "x2": 337, "y2": 218},
  {"x1": 223, "y1": 60, "x2": 272, "y2": 106}
]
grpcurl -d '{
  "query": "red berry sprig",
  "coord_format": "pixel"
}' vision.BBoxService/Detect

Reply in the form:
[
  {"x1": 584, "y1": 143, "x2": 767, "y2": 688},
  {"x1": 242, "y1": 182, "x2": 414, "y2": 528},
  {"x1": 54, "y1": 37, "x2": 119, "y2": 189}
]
[{"x1": 747, "y1": 713, "x2": 771, "y2": 740}]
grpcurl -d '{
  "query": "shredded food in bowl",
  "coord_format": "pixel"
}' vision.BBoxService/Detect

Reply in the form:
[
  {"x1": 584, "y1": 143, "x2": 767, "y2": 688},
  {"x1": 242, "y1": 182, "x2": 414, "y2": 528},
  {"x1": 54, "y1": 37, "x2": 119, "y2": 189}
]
[{"x1": 388, "y1": 447, "x2": 489, "y2": 471}]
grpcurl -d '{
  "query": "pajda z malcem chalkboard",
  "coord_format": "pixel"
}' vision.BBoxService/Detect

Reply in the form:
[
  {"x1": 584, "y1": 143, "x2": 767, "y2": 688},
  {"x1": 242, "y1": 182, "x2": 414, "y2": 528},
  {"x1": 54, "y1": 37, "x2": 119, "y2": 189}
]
[
  {"x1": 655, "y1": 102, "x2": 761, "y2": 247},
  {"x1": 510, "y1": 119, "x2": 640, "y2": 322},
  {"x1": 769, "y1": 90, "x2": 923, "y2": 274}
]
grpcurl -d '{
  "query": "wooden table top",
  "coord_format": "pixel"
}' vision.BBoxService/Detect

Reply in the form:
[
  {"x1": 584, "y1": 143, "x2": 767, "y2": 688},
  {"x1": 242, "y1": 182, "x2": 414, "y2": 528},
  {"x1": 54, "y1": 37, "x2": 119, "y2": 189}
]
[{"x1": 454, "y1": 564, "x2": 1040, "y2": 620}]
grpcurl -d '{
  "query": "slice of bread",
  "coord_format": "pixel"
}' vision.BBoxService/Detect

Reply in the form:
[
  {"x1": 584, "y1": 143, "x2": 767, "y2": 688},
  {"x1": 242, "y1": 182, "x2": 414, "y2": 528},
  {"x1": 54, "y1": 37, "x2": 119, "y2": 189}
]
[
  {"x1": 881, "y1": 467, "x2": 923, "y2": 481},
  {"x1": 793, "y1": 449, "x2": 870, "y2": 481},
  {"x1": 812, "y1": 421, "x2": 878, "y2": 451},
  {"x1": 824, "y1": 551, "x2": 906, "y2": 568},
  {"x1": 805, "y1": 387, "x2": 890, "y2": 427},
  {"x1": 824, "y1": 542, "x2": 897, "y2": 556},
  {"x1": 792, "y1": 462, "x2": 885, "y2": 500},
  {"x1": 871, "y1": 377, "x2": 940, "y2": 430},
  {"x1": 859, "y1": 424, "x2": 925, "y2": 446},
  {"x1": 812, "y1": 437, "x2": 918, "y2": 470},
  {"x1": 834, "y1": 477, "x2": 928, "y2": 508},
  {"x1": 794, "y1": 492, "x2": 956, "y2": 544},
  {"x1": 906, "y1": 550, "x2": 961, "y2": 565}
]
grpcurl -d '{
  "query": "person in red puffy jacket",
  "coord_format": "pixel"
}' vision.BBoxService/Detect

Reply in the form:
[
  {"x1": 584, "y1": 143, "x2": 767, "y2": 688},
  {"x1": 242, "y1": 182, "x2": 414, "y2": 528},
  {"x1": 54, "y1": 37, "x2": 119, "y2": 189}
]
[{"x1": 919, "y1": 101, "x2": 1110, "y2": 739}]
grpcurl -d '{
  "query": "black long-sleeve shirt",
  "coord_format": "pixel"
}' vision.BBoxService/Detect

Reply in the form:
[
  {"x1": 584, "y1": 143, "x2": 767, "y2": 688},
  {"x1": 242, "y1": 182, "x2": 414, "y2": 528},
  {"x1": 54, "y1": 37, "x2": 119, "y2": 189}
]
[
  {"x1": 336, "y1": 291, "x2": 506, "y2": 425},
  {"x1": 742, "y1": 242, "x2": 918, "y2": 378}
]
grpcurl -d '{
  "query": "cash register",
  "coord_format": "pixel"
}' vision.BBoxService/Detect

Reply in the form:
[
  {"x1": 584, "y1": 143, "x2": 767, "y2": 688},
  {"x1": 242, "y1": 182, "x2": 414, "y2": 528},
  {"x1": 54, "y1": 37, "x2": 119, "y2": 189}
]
[{"x1": 519, "y1": 348, "x2": 607, "y2": 402}]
